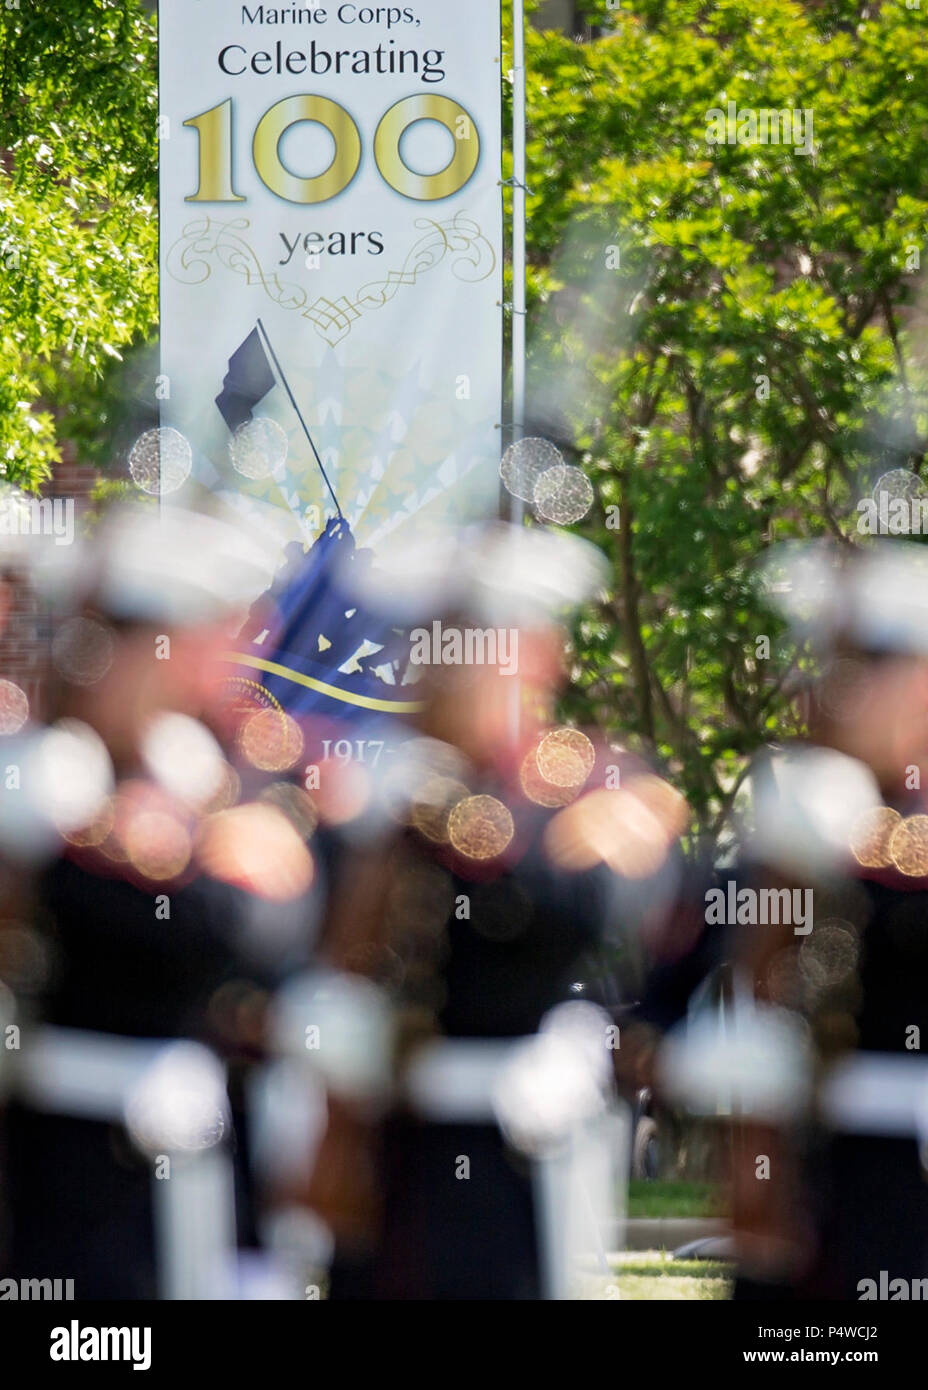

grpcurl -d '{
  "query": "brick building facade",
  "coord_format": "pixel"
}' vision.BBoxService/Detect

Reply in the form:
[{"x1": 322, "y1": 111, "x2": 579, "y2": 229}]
[{"x1": 0, "y1": 443, "x2": 96, "y2": 723}]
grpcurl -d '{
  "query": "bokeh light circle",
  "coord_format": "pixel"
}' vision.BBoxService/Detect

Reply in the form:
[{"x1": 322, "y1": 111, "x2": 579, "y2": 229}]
[
  {"x1": 448, "y1": 794, "x2": 514, "y2": 860},
  {"x1": 890, "y1": 814, "x2": 928, "y2": 877},
  {"x1": 871, "y1": 468, "x2": 925, "y2": 506},
  {"x1": 849, "y1": 805, "x2": 901, "y2": 869},
  {"x1": 125, "y1": 1045, "x2": 228, "y2": 1154},
  {"x1": 798, "y1": 918, "x2": 859, "y2": 990},
  {"x1": 51, "y1": 616, "x2": 115, "y2": 686},
  {"x1": 536, "y1": 727, "x2": 595, "y2": 789},
  {"x1": 519, "y1": 748, "x2": 578, "y2": 808},
  {"x1": 229, "y1": 417, "x2": 289, "y2": 481},
  {"x1": 239, "y1": 707, "x2": 304, "y2": 772},
  {"x1": 500, "y1": 437, "x2": 563, "y2": 503},
  {"x1": 128, "y1": 427, "x2": 192, "y2": 495},
  {"x1": 533, "y1": 463, "x2": 595, "y2": 524},
  {"x1": 0, "y1": 679, "x2": 29, "y2": 735}
]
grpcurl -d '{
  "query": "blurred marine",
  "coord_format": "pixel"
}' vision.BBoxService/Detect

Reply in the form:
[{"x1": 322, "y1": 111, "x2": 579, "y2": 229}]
[{"x1": 282, "y1": 523, "x2": 690, "y2": 1299}]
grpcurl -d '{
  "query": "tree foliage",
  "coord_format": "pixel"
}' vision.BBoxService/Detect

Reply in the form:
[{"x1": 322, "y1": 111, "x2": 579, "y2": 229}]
[
  {"x1": 0, "y1": 0, "x2": 157, "y2": 490},
  {"x1": 517, "y1": 0, "x2": 928, "y2": 850}
]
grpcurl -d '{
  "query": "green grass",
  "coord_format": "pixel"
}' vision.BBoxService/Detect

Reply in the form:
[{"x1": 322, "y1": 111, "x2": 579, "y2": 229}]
[
  {"x1": 626, "y1": 1180, "x2": 726, "y2": 1220},
  {"x1": 611, "y1": 1250, "x2": 732, "y2": 1301}
]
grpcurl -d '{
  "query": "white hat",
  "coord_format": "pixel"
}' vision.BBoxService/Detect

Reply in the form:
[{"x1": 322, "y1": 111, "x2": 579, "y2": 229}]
[
  {"x1": 760, "y1": 539, "x2": 928, "y2": 657},
  {"x1": 28, "y1": 503, "x2": 280, "y2": 627},
  {"x1": 346, "y1": 520, "x2": 608, "y2": 627}
]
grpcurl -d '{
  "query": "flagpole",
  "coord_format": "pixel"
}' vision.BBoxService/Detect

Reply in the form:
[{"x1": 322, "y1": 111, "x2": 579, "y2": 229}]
[
  {"x1": 255, "y1": 317, "x2": 344, "y2": 520},
  {"x1": 509, "y1": 0, "x2": 527, "y2": 747},
  {"x1": 511, "y1": 0, "x2": 527, "y2": 529}
]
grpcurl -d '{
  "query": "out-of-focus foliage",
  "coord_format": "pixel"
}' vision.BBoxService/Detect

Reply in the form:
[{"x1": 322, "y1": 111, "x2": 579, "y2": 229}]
[
  {"x1": 512, "y1": 0, "x2": 928, "y2": 851},
  {"x1": 0, "y1": 0, "x2": 158, "y2": 489}
]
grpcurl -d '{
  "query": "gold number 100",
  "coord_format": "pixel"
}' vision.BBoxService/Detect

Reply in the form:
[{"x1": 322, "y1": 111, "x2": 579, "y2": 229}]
[{"x1": 183, "y1": 94, "x2": 480, "y2": 205}]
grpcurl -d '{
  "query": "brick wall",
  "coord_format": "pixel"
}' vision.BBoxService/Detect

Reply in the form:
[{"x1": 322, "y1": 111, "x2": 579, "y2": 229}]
[{"x1": 0, "y1": 441, "x2": 99, "y2": 725}]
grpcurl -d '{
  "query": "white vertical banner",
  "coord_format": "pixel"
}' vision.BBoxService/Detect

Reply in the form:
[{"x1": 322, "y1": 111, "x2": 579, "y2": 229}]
[{"x1": 158, "y1": 1, "x2": 503, "y2": 547}]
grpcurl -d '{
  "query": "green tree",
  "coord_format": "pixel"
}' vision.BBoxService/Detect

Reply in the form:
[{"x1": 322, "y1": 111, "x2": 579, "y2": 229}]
[
  {"x1": 516, "y1": 0, "x2": 928, "y2": 851},
  {"x1": 0, "y1": 0, "x2": 157, "y2": 492}
]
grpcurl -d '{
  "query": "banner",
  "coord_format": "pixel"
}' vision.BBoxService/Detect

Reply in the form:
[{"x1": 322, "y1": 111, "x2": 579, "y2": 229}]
[{"x1": 158, "y1": 0, "x2": 503, "y2": 551}]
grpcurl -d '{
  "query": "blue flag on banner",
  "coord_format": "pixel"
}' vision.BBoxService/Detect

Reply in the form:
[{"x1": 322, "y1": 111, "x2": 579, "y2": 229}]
[
  {"x1": 215, "y1": 327, "x2": 276, "y2": 433},
  {"x1": 231, "y1": 517, "x2": 423, "y2": 723}
]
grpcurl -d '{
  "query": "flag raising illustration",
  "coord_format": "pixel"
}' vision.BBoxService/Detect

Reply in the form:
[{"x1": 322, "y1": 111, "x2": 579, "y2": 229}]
[{"x1": 216, "y1": 323, "x2": 421, "y2": 722}]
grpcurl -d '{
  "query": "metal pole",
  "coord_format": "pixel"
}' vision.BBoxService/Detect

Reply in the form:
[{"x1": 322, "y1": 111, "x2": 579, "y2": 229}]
[
  {"x1": 507, "y1": 0, "x2": 528, "y2": 747},
  {"x1": 511, "y1": 0, "x2": 527, "y2": 528}
]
